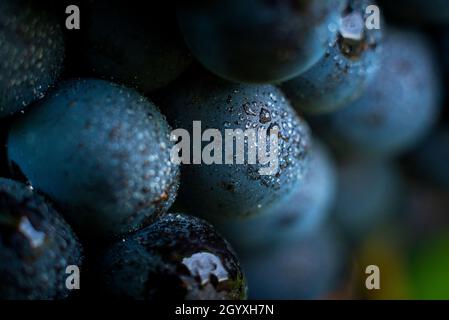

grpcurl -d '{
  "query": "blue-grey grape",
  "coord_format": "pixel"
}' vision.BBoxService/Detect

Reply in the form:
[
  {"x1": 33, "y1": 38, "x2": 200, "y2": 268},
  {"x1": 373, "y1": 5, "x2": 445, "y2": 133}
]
[
  {"x1": 0, "y1": 178, "x2": 83, "y2": 299},
  {"x1": 161, "y1": 71, "x2": 311, "y2": 220},
  {"x1": 97, "y1": 213, "x2": 247, "y2": 300},
  {"x1": 0, "y1": 0, "x2": 64, "y2": 117},
  {"x1": 8, "y1": 79, "x2": 179, "y2": 239},
  {"x1": 80, "y1": 0, "x2": 192, "y2": 92},
  {"x1": 309, "y1": 30, "x2": 442, "y2": 158}
]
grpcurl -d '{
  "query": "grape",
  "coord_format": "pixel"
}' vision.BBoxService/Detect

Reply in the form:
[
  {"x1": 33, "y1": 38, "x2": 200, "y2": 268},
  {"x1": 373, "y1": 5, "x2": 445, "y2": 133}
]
[
  {"x1": 309, "y1": 30, "x2": 442, "y2": 158},
  {"x1": 0, "y1": 0, "x2": 64, "y2": 117},
  {"x1": 0, "y1": 178, "x2": 82, "y2": 299},
  {"x1": 176, "y1": 0, "x2": 346, "y2": 83},
  {"x1": 8, "y1": 79, "x2": 179, "y2": 239},
  {"x1": 281, "y1": 0, "x2": 383, "y2": 114},
  {"x1": 97, "y1": 213, "x2": 247, "y2": 300},
  {"x1": 216, "y1": 141, "x2": 337, "y2": 251}
]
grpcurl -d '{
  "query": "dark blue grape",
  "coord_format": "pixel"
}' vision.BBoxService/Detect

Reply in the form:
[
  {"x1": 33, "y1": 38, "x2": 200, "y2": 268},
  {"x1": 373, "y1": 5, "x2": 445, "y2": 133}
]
[
  {"x1": 97, "y1": 213, "x2": 246, "y2": 300},
  {"x1": 412, "y1": 126, "x2": 449, "y2": 190},
  {"x1": 333, "y1": 158, "x2": 403, "y2": 240},
  {"x1": 80, "y1": 0, "x2": 192, "y2": 92},
  {"x1": 0, "y1": 178, "x2": 82, "y2": 299},
  {"x1": 309, "y1": 30, "x2": 442, "y2": 158},
  {"x1": 0, "y1": 119, "x2": 8, "y2": 177},
  {"x1": 216, "y1": 141, "x2": 337, "y2": 251},
  {"x1": 408, "y1": 234, "x2": 449, "y2": 299},
  {"x1": 8, "y1": 79, "x2": 179, "y2": 239},
  {"x1": 161, "y1": 71, "x2": 311, "y2": 220},
  {"x1": 176, "y1": 0, "x2": 346, "y2": 83},
  {"x1": 0, "y1": 0, "x2": 64, "y2": 117},
  {"x1": 281, "y1": 0, "x2": 383, "y2": 114},
  {"x1": 242, "y1": 226, "x2": 348, "y2": 299}
]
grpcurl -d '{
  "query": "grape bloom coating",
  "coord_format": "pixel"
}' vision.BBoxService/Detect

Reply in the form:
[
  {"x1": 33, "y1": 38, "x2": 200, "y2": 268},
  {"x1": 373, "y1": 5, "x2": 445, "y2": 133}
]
[
  {"x1": 0, "y1": 0, "x2": 64, "y2": 117},
  {"x1": 98, "y1": 214, "x2": 247, "y2": 300},
  {"x1": 0, "y1": 178, "x2": 83, "y2": 300},
  {"x1": 8, "y1": 79, "x2": 180, "y2": 239},
  {"x1": 162, "y1": 71, "x2": 311, "y2": 220}
]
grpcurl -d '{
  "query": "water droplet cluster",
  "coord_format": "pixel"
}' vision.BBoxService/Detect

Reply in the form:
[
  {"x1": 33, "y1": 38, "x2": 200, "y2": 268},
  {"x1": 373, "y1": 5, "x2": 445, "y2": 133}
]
[
  {"x1": 8, "y1": 79, "x2": 180, "y2": 238},
  {"x1": 161, "y1": 72, "x2": 311, "y2": 219}
]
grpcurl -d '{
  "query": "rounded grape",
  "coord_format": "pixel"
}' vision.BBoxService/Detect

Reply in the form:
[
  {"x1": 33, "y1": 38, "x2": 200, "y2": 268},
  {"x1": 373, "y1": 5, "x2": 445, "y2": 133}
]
[
  {"x1": 161, "y1": 71, "x2": 311, "y2": 220},
  {"x1": 80, "y1": 0, "x2": 192, "y2": 92},
  {"x1": 310, "y1": 30, "x2": 442, "y2": 158},
  {"x1": 98, "y1": 213, "x2": 247, "y2": 300},
  {"x1": 0, "y1": 0, "x2": 64, "y2": 117},
  {"x1": 0, "y1": 178, "x2": 82, "y2": 299},
  {"x1": 176, "y1": 0, "x2": 346, "y2": 83},
  {"x1": 281, "y1": 0, "x2": 383, "y2": 114},
  {"x1": 8, "y1": 79, "x2": 179, "y2": 239}
]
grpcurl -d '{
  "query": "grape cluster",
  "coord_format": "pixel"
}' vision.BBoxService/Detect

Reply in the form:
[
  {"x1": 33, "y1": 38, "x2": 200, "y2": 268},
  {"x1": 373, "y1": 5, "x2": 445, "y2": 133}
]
[{"x1": 1, "y1": 0, "x2": 449, "y2": 300}]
